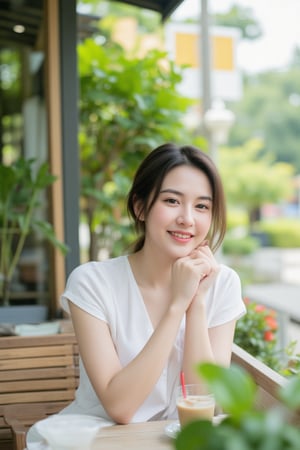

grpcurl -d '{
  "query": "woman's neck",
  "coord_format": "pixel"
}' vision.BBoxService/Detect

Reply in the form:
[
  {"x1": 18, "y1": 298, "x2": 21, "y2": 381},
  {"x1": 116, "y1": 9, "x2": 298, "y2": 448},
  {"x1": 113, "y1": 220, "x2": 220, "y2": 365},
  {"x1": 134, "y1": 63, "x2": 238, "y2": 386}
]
[{"x1": 128, "y1": 246, "x2": 173, "y2": 289}]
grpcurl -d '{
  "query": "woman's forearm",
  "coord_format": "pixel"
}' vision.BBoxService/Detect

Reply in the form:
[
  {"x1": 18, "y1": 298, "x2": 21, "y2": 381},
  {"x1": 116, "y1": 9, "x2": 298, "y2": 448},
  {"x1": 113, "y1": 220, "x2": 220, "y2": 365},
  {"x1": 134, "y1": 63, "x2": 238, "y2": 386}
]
[
  {"x1": 106, "y1": 305, "x2": 184, "y2": 421},
  {"x1": 77, "y1": 302, "x2": 185, "y2": 424},
  {"x1": 182, "y1": 301, "x2": 214, "y2": 386}
]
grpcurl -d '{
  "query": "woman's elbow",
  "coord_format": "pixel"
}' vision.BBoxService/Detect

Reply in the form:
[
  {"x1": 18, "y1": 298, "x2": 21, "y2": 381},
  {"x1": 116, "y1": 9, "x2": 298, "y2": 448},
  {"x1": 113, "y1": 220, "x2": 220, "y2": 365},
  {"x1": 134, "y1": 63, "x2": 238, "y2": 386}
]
[{"x1": 107, "y1": 408, "x2": 134, "y2": 425}]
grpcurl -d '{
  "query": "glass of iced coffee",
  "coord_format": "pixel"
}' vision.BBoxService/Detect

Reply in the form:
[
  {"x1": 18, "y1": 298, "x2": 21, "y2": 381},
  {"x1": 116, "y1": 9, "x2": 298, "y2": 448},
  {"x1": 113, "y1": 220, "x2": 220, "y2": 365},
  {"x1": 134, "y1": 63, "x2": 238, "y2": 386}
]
[{"x1": 176, "y1": 384, "x2": 215, "y2": 427}]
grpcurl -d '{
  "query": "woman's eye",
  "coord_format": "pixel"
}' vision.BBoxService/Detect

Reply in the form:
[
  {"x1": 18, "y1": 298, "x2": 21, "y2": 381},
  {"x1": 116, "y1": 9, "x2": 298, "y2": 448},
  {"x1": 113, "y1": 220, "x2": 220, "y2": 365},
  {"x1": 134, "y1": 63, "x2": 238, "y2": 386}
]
[
  {"x1": 165, "y1": 198, "x2": 178, "y2": 205},
  {"x1": 196, "y1": 203, "x2": 209, "y2": 210}
]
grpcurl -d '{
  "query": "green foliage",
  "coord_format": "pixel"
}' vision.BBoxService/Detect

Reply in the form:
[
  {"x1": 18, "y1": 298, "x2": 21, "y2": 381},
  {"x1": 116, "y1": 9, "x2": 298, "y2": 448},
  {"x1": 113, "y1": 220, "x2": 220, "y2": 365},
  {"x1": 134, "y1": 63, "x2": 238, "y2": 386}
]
[
  {"x1": 234, "y1": 300, "x2": 300, "y2": 377},
  {"x1": 78, "y1": 38, "x2": 193, "y2": 259},
  {"x1": 257, "y1": 219, "x2": 300, "y2": 247},
  {"x1": 280, "y1": 341, "x2": 300, "y2": 378},
  {"x1": 234, "y1": 300, "x2": 280, "y2": 370},
  {"x1": 214, "y1": 4, "x2": 263, "y2": 40},
  {"x1": 222, "y1": 235, "x2": 259, "y2": 256},
  {"x1": 0, "y1": 158, "x2": 68, "y2": 305},
  {"x1": 229, "y1": 64, "x2": 300, "y2": 173},
  {"x1": 78, "y1": 0, "x2": 161, "y2": 33},
  {"x1": 226, "y1": 209, "x2": 248, "y2": 231},
  {"x1": 175, "y1": 363, "x2": 300, "y2": 450},
  {"x1": 279, "y1": 374, "x2": 300, "y2": 409},
  {"x1": 198, "y1": 363, "x2": 257, "y2": 419},
  {"x1": 220, "y1": 140, "x2": 295, "y2": 228}
]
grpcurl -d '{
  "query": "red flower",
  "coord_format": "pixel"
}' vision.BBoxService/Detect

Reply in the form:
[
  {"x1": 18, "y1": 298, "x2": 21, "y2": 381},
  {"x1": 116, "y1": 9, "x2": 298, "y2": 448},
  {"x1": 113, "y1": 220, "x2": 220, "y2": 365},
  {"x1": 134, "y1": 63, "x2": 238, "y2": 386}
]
[
  {"x1": 265, "y1": 315, "x2": 278, "y2": 330},
  {"x1": 264, "y1": 330, "x2": 275, "y2": 342},
  {"x1": 254, "y1": 304, "x2": 266, "y2": 313}
]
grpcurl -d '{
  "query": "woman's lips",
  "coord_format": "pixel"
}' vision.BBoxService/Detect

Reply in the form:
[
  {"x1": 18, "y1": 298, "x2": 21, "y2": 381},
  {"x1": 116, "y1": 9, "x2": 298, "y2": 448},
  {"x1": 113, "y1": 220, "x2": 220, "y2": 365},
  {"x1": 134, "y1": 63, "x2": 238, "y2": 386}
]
[{"x1": 168, "y1": 231, "x2": 194, "y2": 241}]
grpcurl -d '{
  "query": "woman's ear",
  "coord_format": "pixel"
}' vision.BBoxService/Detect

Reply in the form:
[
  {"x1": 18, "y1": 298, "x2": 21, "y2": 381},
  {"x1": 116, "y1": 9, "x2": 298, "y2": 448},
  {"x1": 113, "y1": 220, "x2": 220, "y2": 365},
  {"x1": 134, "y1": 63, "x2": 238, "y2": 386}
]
[{"x1": 133, "y1": 197, "x2": 145, "y2": 221}]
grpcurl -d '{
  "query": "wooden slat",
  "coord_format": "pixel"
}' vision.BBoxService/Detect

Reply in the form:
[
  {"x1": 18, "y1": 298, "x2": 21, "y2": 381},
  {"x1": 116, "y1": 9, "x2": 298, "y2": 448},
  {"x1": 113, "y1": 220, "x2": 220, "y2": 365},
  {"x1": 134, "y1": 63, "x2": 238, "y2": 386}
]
[
  {"x1": 4, "y1": 401, "x2": 73, "y2": 421},
  {"x1": 0, "y1": 333, "x2": 77, "y2": 349},
  {"x1": 0, "y1": 355, "x2": 74, "y2": 371},
  {"x1": 0, "y1": 332, "x2": 79, "y2": 449},
  {"x1": 0, "y1": 366, "x2": 76, "y2": 382},
  {"x1": 1, "y1": 377, "x2": 76, "y2": 394},
  {"x1": 0, "y1": 344, "x2": 74, "y2": 360},
  {"x1": 0, "y1": 390, "x2": 76, "y2": 405}
]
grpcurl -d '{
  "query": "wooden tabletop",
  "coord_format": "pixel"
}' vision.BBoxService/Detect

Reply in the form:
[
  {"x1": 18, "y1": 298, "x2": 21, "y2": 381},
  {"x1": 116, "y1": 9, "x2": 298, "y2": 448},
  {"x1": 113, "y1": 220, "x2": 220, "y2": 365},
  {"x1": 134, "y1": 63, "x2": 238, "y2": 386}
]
[{"x1": 91, "y1": 420, "x2": 175, "y2": 450}]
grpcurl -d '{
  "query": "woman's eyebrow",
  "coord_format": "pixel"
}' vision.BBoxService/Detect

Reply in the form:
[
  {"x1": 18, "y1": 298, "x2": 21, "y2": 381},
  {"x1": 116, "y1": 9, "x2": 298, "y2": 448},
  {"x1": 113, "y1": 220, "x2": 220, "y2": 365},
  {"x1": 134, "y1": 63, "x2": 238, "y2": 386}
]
[
  {"x1": 160, "y1": 188, "x2": 182, "y2": 195},
  {"x1": 160, "y1": 188, "x2": 212, "y2": 202}
]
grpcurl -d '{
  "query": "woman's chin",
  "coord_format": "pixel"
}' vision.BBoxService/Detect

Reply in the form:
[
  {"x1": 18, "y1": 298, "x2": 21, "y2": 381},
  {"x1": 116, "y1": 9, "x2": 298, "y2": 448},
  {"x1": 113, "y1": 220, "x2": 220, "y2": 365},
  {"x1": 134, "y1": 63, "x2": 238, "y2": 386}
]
[{"x1": 169, "y1": 247, "x2": 193, "y2": 259}]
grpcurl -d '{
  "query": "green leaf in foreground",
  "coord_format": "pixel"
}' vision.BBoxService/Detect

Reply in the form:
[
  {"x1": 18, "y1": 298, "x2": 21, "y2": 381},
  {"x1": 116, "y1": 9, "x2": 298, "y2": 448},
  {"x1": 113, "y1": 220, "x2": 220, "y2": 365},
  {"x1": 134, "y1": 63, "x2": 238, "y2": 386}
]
[
  {"x1": 197, "y1": 363, "x2": 257, "y2": 418},
  {"x1": 278, "y1": 375, "x2": 300, "y2": 409},
  {"x1": 175, "y1": 419, "x2": 252, "y2": 450}
]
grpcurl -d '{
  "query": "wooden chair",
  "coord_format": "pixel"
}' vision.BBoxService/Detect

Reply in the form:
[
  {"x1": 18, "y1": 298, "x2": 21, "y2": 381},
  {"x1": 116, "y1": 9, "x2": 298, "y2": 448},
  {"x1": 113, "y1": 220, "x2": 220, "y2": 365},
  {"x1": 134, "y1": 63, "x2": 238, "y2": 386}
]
[{"x1": 0, "y1": 333, "x2": 79, "y2": 450}]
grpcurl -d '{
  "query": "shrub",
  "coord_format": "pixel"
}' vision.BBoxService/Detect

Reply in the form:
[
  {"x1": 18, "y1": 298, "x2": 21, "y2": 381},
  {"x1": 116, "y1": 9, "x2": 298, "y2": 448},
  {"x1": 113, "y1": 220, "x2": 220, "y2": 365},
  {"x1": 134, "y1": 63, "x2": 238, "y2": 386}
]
[
  {"x1": 257, "y1": 219, "x2": 300, "y2": 247},
  {"x1": 234, "y1": 298, "x2": 300, "y2": 376},
  {"x1": 226, "y1": 209, "x2": 248, "y2": 231},
  {"x1": 234, "y1": 299, "x2": 280, "y2": 370},
  {"x1": 222, "y1": 235, "x2": 259, "y2": 256}
]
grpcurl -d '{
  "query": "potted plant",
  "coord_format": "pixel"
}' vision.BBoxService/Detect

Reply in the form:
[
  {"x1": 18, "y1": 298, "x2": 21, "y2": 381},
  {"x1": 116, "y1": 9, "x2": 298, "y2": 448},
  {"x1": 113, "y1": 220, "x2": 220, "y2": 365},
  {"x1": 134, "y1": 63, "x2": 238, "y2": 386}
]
[
  {"x1": 175, "y1": 362, "x2": 300, "y2": 450},
  {"x1": 0, "y1": 157, "x2": 68, "y2": 323}
]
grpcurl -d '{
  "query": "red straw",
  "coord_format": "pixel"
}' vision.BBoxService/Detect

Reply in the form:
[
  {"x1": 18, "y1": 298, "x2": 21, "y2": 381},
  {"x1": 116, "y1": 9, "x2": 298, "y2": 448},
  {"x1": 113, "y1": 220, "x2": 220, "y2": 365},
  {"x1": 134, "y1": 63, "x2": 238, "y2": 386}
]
[{"x1": 180, "y1": 371, "x2": 187, "y2": 398}]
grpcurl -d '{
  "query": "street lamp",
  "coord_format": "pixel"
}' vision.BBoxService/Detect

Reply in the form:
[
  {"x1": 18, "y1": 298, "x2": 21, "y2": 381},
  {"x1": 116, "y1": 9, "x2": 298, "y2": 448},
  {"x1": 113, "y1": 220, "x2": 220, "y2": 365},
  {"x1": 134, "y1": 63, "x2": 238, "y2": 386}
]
[{"x1": 203, "y1": 98, "x2": 235, "y2": 164}]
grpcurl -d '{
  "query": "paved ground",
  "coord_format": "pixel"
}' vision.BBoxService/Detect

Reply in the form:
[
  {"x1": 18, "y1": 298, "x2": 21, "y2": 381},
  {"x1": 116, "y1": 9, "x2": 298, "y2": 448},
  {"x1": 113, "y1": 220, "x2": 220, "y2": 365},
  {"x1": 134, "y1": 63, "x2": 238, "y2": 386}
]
[{"x1": 243, "y1": 283, "x2": 300, "y2": 321}]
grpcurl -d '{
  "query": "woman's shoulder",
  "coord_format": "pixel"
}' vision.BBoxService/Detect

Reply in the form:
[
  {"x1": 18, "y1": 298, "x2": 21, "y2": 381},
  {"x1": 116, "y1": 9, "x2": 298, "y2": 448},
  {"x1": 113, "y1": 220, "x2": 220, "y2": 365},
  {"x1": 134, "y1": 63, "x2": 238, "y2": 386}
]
[
  {"x1": 217, "y1": 263, "x2": 241, "y2": 284},
  {"x1": 68, "y1": 255, "x2": 127, "y2": 281}
]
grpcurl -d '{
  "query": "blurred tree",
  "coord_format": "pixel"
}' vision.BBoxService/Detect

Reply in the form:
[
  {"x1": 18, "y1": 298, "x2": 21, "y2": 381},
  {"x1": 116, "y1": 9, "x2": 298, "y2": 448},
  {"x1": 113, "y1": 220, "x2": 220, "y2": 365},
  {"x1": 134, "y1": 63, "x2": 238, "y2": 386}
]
[
  {"x1": 213, "y1": 3, "x2": 263, "y2": 41},
  {"x1": 78, "y1": 0, "x2": 161, "y2": 33},
  {"x1": 0, "y1": 49, "x2": 21, "y2": 117},
  {"x1": 229, "y1": 51, "x2": 300, "y2": 173},
  {"x1": 220, "y1": 139, "x2": 295, "y2": 230},
  {"x1": 78, "y1": 39, "x2": 193, "y2": 260}
]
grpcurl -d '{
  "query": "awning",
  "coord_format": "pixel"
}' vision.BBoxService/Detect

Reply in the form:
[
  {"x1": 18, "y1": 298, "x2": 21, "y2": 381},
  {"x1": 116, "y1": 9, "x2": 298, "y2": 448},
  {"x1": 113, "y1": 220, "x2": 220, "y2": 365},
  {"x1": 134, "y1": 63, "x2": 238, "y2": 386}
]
[
  {"x1": 116, "y1": 0, "x2": 184, "y2": 20},
  {"x1": 0, "y1": 0, "x2": 184, "y2": 48}
]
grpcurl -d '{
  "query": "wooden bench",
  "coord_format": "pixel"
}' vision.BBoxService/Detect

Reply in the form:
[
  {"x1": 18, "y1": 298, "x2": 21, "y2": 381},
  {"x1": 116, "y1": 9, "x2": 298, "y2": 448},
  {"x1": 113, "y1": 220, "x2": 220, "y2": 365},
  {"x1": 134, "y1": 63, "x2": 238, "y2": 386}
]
[{"x1": 0, "y1": 333, "x2": 79, "y2": 450}]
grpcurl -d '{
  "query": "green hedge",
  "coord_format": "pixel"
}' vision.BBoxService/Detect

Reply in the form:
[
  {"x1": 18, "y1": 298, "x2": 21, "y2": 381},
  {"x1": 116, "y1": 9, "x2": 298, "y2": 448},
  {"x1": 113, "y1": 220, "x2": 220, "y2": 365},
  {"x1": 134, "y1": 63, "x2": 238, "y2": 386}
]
[
  {"x1": 226, "y1": 209, "x2": 248, "y2": 231},
  {"x1": 257, "y1": 219, "x2": 300, "y2": 247},
  {"x1": 222, "y1": 235, "x2": 259, "y2": 255}
]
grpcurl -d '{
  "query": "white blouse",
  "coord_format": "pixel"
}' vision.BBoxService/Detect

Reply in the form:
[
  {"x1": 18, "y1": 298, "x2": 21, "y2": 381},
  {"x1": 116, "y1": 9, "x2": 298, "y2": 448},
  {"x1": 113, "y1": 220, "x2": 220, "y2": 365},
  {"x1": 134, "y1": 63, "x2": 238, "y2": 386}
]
[{"x1": 58, "y1": 256, "x2": 246, "y2": 423}]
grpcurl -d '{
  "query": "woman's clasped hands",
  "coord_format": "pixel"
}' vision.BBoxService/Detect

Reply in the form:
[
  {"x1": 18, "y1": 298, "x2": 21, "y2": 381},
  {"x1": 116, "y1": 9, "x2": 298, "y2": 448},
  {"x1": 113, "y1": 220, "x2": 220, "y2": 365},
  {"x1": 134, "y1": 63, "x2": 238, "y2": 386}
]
[{"x1": 171, "y1": 242, "x2": 220, "y2": 312}]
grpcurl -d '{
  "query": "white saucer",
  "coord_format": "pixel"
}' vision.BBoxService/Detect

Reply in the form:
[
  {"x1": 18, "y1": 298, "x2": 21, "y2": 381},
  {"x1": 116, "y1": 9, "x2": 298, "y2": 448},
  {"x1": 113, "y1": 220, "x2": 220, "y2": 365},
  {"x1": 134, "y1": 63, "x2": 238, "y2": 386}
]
[
  {"x1": 165, "y1": 421, "x2": 181, "y2": 439},
  {"x1": 165, "y1": 415, "x2": 227, "y2": 439}
]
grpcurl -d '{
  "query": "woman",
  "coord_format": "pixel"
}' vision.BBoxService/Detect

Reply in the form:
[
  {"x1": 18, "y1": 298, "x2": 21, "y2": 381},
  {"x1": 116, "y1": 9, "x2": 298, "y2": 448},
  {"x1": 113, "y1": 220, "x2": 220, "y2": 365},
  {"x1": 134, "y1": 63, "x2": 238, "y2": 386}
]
[{"x1": 28, "y1": 143, "x2": 246, "y2": 446}]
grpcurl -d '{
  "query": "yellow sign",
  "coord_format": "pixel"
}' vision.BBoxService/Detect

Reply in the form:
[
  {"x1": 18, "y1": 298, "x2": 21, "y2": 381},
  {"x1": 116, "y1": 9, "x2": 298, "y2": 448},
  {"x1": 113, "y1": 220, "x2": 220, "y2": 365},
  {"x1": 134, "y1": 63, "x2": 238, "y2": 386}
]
[
  {"x1": 175, "y1": 33, "x2": 234, "y2": 71},
  {"x1": 165, "y1": 24, "x2": 242, "y2": 101}
]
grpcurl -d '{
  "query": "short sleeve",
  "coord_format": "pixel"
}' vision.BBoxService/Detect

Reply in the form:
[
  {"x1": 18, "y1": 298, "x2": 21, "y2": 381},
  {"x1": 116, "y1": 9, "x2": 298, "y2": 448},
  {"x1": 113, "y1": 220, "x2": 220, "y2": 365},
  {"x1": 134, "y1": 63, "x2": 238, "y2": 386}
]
[
  {"x1": 206, "y1": 265, "x2": 246, "y2": 328},
  {"x1": 60, "y1": 262, "x2": 113, "y2": 324}
]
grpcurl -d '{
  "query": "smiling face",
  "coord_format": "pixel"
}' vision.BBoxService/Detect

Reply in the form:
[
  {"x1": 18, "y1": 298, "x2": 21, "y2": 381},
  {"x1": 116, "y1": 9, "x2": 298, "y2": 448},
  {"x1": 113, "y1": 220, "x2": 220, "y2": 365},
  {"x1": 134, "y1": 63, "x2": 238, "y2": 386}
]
[
  {"x1": 127, "y1": 143, "x2": 226, "y2": 254},
  {"x1": 143, "y1": 165, "x2": 213, "y2": 259}
]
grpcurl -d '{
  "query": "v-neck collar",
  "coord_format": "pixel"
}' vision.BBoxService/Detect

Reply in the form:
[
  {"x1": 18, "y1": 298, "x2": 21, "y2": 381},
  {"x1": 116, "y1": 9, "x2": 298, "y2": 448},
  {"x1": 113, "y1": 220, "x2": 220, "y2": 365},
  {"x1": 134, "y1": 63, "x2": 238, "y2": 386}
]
[{"x1": 124, "y1": 255, "x2": 154, "y2": 333}]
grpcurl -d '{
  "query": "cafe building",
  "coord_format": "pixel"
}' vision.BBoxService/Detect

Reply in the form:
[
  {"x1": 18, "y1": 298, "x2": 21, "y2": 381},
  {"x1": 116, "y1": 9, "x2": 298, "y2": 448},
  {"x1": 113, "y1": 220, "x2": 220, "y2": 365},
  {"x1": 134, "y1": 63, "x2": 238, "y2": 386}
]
[{"x1": 0, "y1": 0, "x2": 182, "y2": 321}]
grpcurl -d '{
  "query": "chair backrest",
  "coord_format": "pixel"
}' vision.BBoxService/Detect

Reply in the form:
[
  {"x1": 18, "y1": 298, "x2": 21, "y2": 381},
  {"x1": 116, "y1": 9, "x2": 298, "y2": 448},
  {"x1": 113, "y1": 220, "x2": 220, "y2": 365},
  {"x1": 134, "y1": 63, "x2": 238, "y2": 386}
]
[
  {"x1": 0, "y1": 332, "x2": 79, "y2": 449},
  {"x1": 0, "y1": 333, "x2": 78, "y2": 405}
]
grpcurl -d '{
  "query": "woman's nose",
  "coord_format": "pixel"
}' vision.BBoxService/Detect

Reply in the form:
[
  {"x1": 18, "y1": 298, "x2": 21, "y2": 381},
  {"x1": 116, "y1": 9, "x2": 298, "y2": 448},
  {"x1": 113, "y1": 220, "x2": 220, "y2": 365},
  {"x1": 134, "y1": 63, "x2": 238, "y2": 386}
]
[{"x1": 176, "y1": 208, "x2": 194, "y2": 225}]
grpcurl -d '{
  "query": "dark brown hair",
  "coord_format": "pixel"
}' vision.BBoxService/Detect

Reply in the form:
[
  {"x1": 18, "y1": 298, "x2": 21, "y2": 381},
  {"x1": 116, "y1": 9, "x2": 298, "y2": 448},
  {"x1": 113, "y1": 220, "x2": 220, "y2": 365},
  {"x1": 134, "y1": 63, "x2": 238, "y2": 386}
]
[{"x1": 127, "y1": 143, "x2": 226, "y2": 253}]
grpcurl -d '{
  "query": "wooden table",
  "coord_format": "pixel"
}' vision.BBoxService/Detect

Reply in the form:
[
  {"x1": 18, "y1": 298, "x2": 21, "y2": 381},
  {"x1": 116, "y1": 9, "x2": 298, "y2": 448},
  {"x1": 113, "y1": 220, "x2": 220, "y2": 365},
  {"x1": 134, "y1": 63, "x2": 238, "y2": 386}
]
[{"x1": 91, "y1": 420, "x2": 175, "y2": 450}]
